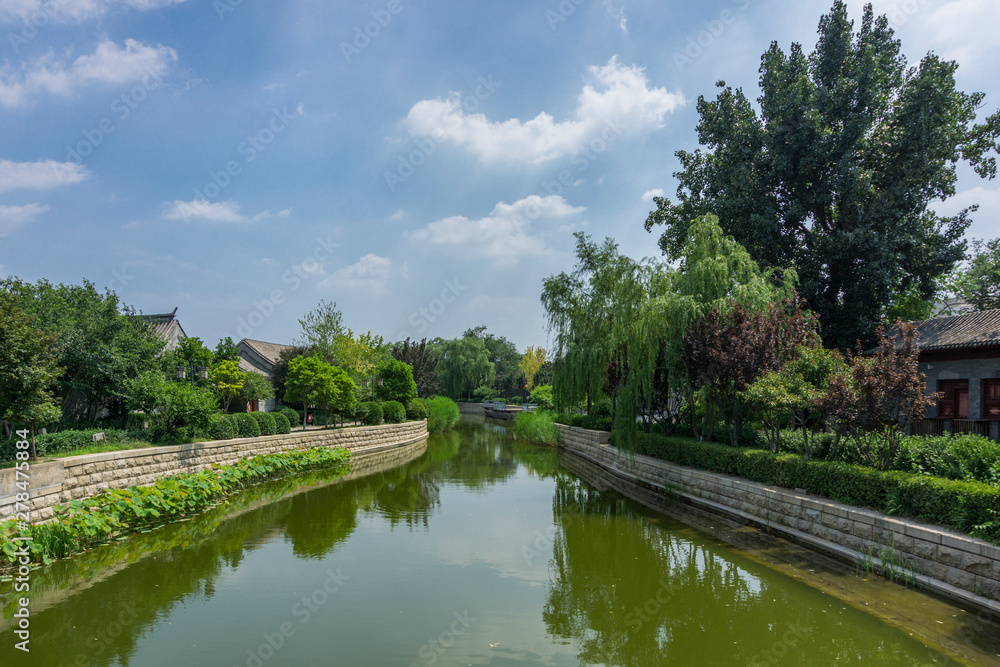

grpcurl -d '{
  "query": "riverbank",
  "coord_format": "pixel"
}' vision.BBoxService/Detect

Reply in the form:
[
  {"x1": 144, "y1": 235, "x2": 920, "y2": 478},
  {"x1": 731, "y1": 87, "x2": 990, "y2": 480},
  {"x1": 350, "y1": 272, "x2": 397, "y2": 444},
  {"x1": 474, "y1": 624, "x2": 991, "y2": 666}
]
[
  {"x1": 556, "y1": 423, "x2": 1000, "y2": 618},
  {"x1": 0, "y1": 421, "x2": 428, "y2": 523}
]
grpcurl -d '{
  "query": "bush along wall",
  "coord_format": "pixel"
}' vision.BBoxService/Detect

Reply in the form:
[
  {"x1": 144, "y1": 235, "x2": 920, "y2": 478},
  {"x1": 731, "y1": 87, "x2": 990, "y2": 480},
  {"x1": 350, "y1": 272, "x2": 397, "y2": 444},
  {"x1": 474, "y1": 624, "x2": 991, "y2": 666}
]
[
  {"x1": 616, "y1": 432, "x2": 1000, "y2": 544},
  {"x1": 0, "y1": 446, "x2": 352, "y2": 568}
]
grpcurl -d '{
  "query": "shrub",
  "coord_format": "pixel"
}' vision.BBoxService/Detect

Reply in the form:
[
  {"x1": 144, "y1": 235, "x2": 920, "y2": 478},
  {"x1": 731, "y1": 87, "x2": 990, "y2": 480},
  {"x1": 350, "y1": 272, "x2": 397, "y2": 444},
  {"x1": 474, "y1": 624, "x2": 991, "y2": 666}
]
[
  {"x1": 251, "y1": 412, "x2": 277, "y2": 436},
  {"x1": 272, "y1": 412, "x2": 291, "y2": 434},
  {"x1": 555, "y1": 413, "x2": 613, "y2": 432},
  {"x1": 208, "y1": 415, "x2": 237, "y2": 441},
  {"x1": 620, "y1": 431, "x2": 1000, "y2": 543},
  {"x1": 382, "y1": 401, "x2": 406, "y2": 424},
  {"x1": 375, "y1": 359, "x2": 419, "y2": 404},
  {"x1": 233, "y1": 413, "x2": 261, "y2": 438},
  {"x1": 893, "y1": 434, "x2": 1000, "y2": 485},
  {"x1": 507, "y1": 396, "x2": 523, "y2": 405},
  {"x1": 356, "y1": 401, "x2": 383, "y2": 426},
  {"x1": 426, "y1": 397, "x2": 460, "y2": 434},
  {"x1": 530, "y1": 385, "x2": 554, "y2": 410},
  {"x1": 406, "y1": 398, "x2": 428, "y2": 420},
  {"x1": 473, "y1": 386, "x2": 499, "y2": 401},
  {"x1": 276, "y1": 406, "x2": 301, "y2": 427},
  {"x1": 514, "y1": 411, "x2": 559, "y2": 445}
]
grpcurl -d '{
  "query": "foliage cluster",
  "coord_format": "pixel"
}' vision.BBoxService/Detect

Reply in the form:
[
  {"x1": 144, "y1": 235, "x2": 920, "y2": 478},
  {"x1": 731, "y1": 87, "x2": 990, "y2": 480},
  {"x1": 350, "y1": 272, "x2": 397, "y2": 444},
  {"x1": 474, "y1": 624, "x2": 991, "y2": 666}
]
[
  {"x1": 382, "y1": 401, "x2": 406, "y2": 424},
  {"x1": 426, "y1": 397, "x2": 460, "y2": 434},
  {"x1": 513, "y1": 411, "x2": 560, "y2": 446}
]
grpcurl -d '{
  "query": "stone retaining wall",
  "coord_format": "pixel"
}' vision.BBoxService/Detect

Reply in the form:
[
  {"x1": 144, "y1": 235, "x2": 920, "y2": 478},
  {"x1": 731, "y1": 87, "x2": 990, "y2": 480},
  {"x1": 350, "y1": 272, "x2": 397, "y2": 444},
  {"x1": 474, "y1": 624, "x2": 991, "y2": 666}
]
[
  {"x1": 556, "y1": 424, "x2": 1000, "y2": 616},
  {"x1": 0, "y1": 421, "x2": 428, "y2": 523},
  {"x1": 457, "y1": 402, "x2": 484, "y2": 415}
]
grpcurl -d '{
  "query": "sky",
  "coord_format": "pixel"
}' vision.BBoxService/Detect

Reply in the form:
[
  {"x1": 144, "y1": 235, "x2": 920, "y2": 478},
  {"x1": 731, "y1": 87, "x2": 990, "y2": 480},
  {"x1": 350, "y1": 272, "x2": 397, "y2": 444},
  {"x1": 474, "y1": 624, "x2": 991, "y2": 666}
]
[{"x1": 0, "y1": 0, "x2": 998, "y2": 353}]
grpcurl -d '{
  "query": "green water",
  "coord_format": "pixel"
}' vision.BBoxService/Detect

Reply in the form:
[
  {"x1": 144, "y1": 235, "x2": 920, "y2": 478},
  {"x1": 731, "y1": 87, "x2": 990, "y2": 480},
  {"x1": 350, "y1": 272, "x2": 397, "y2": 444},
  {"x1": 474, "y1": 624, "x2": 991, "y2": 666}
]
[{"x1": 1, "y1": 420, "x2": 997, "y2": 666}]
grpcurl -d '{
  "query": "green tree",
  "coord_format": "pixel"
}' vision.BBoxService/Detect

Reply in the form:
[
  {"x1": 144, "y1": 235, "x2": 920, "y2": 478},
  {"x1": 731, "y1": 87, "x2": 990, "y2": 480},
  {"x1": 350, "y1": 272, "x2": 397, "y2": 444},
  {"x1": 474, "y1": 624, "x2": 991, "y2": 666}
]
[
  {"x1": 313, "y1": 365, "x2": 357, "y2": 427},
  {"x1": 645, "y1": 1, "x2": 1000, "y2": 350},
  {"x1": 240, "y1": 372, "x2": 275, "y2": 413},
  {"x1": 212, "y1": 337, "x2": 240, "y2": 365},
  {"x1": 434, "y1": 337, "x2": 495, "y2": 399},
  {"x1": 463, "y1": 326, "x2": 523, "y2": 396},
  {"x1": 376, "y1": 359, "x2": 418, "y2": 405},
  {"x1": 1, "y1": 278, "x2": 165, "y2": 421},
  {"x1": 519, "y1": 347, "x2": 547, "y2": 391},
  {"x1": 949, "y1": 238, "x2": 1000, "y2": 312},
  {"x1": 296, "y1": 300, "x2": 345, "y2": 363},
  {"x1": 210, "y1": 360, "x2": 245, "y2": 413},
  {"x1": 0, "y1": 294, "x2": 63, "y2": 456},
  {"x1": 391, "y1": 338, "x2": 440, "y2": 396}
]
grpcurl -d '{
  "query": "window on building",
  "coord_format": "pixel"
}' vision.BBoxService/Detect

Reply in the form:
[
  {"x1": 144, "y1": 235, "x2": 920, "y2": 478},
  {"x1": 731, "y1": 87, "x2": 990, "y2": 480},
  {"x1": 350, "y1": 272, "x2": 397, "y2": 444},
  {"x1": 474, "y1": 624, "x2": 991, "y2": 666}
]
[
  {"x1": 938, "y1": 380, "x2": 969, "y2": 419},
  {"x1": 985, "y1": 379, "x2": 1000, "y2": 420}
]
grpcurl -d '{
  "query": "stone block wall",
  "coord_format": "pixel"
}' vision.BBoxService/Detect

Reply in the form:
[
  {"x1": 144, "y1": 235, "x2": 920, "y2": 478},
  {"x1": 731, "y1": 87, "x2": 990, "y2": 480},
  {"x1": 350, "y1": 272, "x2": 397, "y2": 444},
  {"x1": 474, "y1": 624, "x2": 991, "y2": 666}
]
[
  {"x1": 558, "y1": 425, "x2": 1000, "y2": 616},
  {"x1": 457, "y1": 402, "x2": 484, "y2": 415},
  {"x1": 0, "y1": 421, "x2": 427, "y2": 523}
]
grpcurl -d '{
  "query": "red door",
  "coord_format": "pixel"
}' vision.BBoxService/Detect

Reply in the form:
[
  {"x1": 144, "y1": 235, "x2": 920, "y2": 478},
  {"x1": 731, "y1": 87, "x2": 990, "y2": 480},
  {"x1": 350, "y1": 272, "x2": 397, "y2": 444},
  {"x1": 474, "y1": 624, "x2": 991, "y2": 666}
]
[{"x1": 956, "y1": 390, "x2": 969, "y2": 420}]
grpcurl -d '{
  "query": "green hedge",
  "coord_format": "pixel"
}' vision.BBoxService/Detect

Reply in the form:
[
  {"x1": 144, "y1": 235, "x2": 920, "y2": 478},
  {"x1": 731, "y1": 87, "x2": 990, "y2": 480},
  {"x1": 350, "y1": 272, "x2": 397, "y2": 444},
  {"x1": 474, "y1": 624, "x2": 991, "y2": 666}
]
[
  {"x1": 208, "y1": 415, "x2": 237, "y2": 441},
  {"x1": 382, "y1": 401, "x2": 406, "y2": 424},
  {"x1": 623, "y1": 432, "x2": 1000, "y2": 543},
  {"x1": 232, "y1": 413, "x2": 261, "y2": 438},
  {"x1": 555, "y1": 414, "x2": 613, "y2": 432},
  {"x1": 1, "y1": 429, "x2": 147, "y2": 462},
  {"x1": 272, "y1": 412, "x2": 291, "y2": 434},
  {"x1": 356, "y1": 401, "x2": 383, "y2": 426},
  {"x1": 406, "y1": 398, "x2": 428, "y2": 421},
  {"x1": 250, "y1": 412, "x2": 277, "y2": 436},
  {"x1": 0, "y1": 446, "x2": 351, "y2": 566},
  {"x1": 276, "y1": 406, "x2": 301, "y2": 427}
]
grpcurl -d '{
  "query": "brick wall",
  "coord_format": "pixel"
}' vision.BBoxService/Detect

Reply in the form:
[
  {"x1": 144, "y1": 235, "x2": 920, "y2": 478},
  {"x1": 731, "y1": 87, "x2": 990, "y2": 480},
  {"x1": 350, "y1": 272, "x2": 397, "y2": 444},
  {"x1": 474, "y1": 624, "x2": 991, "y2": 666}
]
[{"x1": 1, "y1": 421, "x2": 428, "y2": 523}]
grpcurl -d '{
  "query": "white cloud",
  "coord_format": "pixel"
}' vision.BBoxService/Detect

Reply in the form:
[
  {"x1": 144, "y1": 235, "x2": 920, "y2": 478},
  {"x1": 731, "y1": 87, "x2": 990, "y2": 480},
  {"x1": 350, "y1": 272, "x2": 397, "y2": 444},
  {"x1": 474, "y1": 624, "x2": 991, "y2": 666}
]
[
  {"x1": 0, "y1": 159, "x2": 90, "y2": 192},
  {"x1": 0, "y1": 0, "x2": 189, "y2": 23},
  {"x1": 0, "y1": 38, "x2": 176, "y2": 107},
  {"x1": 163, "y1": 199, "x2": 246, "y2": 223},
  {"x1": 317, "y1": 254, "x2": 407, "y2": 296},
  {"x1": 604, "y1": 0, "x2": 628, "y2": 34},
  {"x1": 403, "y1": 57, "x2": 684, "y2": 165},
  {"x1": 0, "y1": 202, "x2": 48, "y2": 237},
  {"x1": 642, "y1": 188, "x2": 664, "y2": 202},
  {"x1": 408, "y1": 195, "x2": 585, "y2": 266}
]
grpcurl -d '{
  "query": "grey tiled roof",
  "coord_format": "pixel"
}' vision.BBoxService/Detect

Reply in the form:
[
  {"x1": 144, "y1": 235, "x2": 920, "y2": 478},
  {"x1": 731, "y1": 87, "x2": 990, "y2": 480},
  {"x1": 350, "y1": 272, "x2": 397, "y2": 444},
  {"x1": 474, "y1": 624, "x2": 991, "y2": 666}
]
[
  {"x1": 140, "y1": 307, "x2": 187, "y2": 341},
  {"x1": 910, "y1": 309, "x2": 1000, "y2": 352},
  {"x1": 238, "y1": 338, "x2": 296, "y2": 366}
]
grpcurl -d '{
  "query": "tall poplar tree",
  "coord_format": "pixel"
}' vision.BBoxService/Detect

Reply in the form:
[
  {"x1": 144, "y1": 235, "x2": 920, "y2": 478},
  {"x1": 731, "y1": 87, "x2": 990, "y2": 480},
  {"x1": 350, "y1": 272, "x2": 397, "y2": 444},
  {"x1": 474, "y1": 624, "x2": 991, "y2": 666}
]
[{"x1": 645, "y1": 1, "x2": 1000, "y2": 349}]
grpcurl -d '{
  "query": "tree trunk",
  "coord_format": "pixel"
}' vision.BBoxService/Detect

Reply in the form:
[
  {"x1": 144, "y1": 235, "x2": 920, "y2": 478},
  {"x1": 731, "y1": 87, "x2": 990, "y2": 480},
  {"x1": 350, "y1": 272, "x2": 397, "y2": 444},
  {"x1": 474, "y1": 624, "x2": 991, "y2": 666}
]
[{"x1": 30, "y1": 423, "x2": 37, "y2": 461}]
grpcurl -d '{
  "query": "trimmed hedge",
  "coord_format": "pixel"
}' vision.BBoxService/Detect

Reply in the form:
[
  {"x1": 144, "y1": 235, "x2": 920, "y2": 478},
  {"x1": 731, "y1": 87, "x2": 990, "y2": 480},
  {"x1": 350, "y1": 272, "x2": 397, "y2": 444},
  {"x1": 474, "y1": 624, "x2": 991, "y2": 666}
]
[
  {"x1": 382, "y1": 401, "x2": 406, "y2": 424},
  {"x1": 406, "y1": 398, "x2": 428, "y2": 421},
  {"x1": 272, "y1": 412, "x2": 291, "y2": 434},
  {"x1": 623, "y1": 432, "x2": 1000, "y2": 543},
  {"x1": 208, "y1": 415, "x2": 237, "y2": 441},
  {"x1": 232, "y1": 413, "x2": 261, "y2": 438},
  {"x1": 556, "y1": 414, "x2": 613, "y2": 432},
  {"x1": 276, "y1": 406, "x2": 301, "y2": 427},
  {"x1": 251, "y1": 412, "x2": 277, "y2": 436},
  {"x1": 356, "y1": 401, "x2": 383, "y2": 426}
]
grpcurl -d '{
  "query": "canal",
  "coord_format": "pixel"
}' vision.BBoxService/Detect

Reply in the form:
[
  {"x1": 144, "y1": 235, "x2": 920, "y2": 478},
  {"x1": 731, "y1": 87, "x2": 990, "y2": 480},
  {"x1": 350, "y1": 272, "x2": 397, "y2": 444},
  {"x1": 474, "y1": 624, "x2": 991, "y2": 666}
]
[{"x1": 1, "y1": 418, "x2": 998, "y2": 665}]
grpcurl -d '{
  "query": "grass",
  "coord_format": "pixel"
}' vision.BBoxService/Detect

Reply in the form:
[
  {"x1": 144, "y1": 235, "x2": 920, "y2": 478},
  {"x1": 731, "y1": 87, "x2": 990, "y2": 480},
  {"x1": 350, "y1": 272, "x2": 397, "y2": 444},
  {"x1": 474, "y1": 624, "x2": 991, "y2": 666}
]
[{"x1": 514, "y1": 411, "x2": 560, "y2": 446}]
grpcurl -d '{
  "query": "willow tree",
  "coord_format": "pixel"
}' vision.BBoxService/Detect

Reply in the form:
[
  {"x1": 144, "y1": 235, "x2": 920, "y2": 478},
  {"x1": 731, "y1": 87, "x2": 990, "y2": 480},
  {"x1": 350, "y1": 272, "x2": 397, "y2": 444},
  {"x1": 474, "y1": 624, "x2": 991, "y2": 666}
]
[{"x1": 645, "y1": 1, "x2": 1000, "y2": 351}]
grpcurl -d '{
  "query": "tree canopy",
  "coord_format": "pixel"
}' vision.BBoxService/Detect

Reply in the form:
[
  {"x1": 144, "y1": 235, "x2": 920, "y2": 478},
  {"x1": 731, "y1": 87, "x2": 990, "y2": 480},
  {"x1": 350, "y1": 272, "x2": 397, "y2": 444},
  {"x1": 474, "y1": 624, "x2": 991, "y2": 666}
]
[{"x1": 644, "y1": 1, "x2": 1000, "y2": 349}]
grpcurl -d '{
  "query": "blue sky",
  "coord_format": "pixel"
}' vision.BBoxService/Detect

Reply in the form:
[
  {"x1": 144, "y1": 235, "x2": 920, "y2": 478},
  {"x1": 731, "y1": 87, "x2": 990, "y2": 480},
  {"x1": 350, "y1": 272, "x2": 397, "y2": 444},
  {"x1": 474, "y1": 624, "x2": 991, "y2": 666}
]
[{"x1": 1, "y1": 0, "x2": 998, "y2": 352}]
